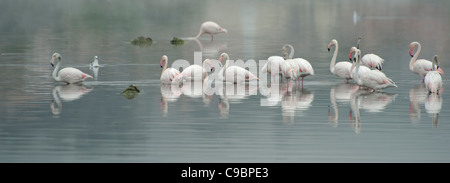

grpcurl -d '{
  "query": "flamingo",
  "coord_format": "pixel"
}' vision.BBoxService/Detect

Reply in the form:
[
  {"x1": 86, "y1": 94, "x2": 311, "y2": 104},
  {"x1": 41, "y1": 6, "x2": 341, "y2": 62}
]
[
  {"x1": 280, "y1": 58, "x2": 299, "y2": 83},
  {"x1": 192, "y1": 21, "x2": 227, "y2": 40},
  {"x1": 173, "y1": 59, "x2": 213, "y2": 83},
  {"x1": 261, "y1": 45, "x2": 293, "y2": 82},
  {"x1": 356, "y1": 36, "x2": 384, "y2": 71},
  {"x1": 160, "y1": 55, "x2": 181, "y2": 84},
  {"x1": 293, "y1": 58, "x2": 314, "y2": 87},
  {"x1": 328, "y1": 39, "x2": 353, "y2": 82},
  {"x1": 349, "y1": 47, "x2": 375, "y2": 86},
  {"x1": 424, "y1": 55, "x2": 443, "y2": 93},
  {"x1": 350, "y1": 48, "x2": 397, "y2": 91},
  {"x1": 51, "y1": 84, "x2": 93, "y2": 115},
  {"x1": 50, "y1": 53, "x2": 93, "y2": 84},
  {"x1": 90, "y1": 56, "x2": 99, "y2": 68},
  {"x1": 409, "y1": 41, "x2": 444, "y2": 81},
  {"x1": 217, "y1": 53, "x2": 258, "y2": 84}
]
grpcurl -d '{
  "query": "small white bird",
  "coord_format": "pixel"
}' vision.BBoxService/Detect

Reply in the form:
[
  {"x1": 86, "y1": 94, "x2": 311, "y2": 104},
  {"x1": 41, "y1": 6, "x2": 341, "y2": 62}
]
[
  {"x1": 160, "y1": 55, "x2": 181, "y2": 84},
  {"x1": 90, "y1": 56, "x2": 99, "y2": 68},
  {"x1": 50, "y1": 53, "x2": 93, "y2": 84},
  {"x1": 193, "y1": 21, "x2": 228, "y2": 40},
  {"x1": 424, "y1": 55, "x2": 443, "y2": 94}
]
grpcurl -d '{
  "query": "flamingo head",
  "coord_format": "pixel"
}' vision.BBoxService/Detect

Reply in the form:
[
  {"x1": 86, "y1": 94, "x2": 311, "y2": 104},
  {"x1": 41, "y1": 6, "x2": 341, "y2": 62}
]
[
  {"x1": 348, "y1": 47, "x2": 358, "y2": 61},
  {"x1": 409, "y1": 42, "x2": 419, "y2": 57},
  {"x1": 50, "y1": 53, "x2": 61, "y2": 68},
  {"x1": 160, "y1": 55, "x2": 168, "y2": 68},
  {"x1": 433, "y1": 55, "x2": 445, "y2": 74},
  {"x1": 327, "y1": 39, "x2": 337, "y2": 52},
  {"x1": 218, "y1": 27, "x2": 228, "y2": 34},
  {"x1": 218, "y1": 53, "x2": 229, "y2": 65}
]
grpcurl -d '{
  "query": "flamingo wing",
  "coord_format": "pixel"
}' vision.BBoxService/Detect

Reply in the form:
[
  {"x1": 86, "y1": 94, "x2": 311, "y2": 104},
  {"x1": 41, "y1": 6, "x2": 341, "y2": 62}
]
[
  {"x1": 361, "y1": 54, "x2": 384, "y2": 70},
  {"x1": 59, "y1": 67, "x2": 92, "y2": 83},
  {"x1": 333, "y1": 61, "x2": 353, "y2": 79}
]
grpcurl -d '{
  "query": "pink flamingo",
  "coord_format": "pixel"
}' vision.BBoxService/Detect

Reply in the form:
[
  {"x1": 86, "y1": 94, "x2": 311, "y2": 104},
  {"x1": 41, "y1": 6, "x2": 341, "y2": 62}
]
[
  {"x1": 160, "y1": 55, "x2": 181, "y2": 84},
  {"x1": 409, "y1": 41, "x2": 444, "y2": 82},
  {"x1": 356, "y1": 36, "x2": 384, "y2": 71},
  {"x1": 218, "y1": 53, "x2": 258, "y2": 84},
  {"x1": 350, "y1": 48, "x2": 397, "y2": 92},
  {"x1": 192, "y1": 21, "x2": 227, "y2": 40},
  {"x1": 173, "y1": 59, "x2": 213, "y2": 83},
  {"x1": 328, "y1": 39, "x2": 353, "y2": 82},
  {"x1": 424, "y1": 55, "x2": 443, "y2": 93},
  {"x1": 50, "y1": 53, "x2": 93, "y2": 84}
]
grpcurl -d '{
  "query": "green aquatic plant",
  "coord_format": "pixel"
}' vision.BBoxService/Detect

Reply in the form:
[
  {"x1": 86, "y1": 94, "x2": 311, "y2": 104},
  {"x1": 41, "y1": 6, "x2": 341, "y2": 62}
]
[
  {"x1": 131, "y1": 36, "x2": 153, "y2": 47},
  {"x1": 170, "y1": 37, "x2": 184, "y2": 45},
  {"x1": 122, "y1": 85, "x2": 140, "y2": 99}
]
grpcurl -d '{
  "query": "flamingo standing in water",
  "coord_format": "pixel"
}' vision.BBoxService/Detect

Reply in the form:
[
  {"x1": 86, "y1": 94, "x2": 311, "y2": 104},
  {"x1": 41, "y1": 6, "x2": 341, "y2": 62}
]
[
  {"x1": 261, "y1": 44, "x2": 293, "y2": 82},
  {"x1": 50, "y1": 53, "x2": 93, "y2": 84},
  {"x1": 160, "y1": 55, "x2": 181, "y2": 84},
  {"x1": 356, "y1": 36, "x2": 384, "y2": 71},
  {"x1": 191, "y1": 21, "x2": 228, "y2": 40},
  {"x1": 350, "y1": 48, "x2": 397, "y2": 91},
  {"x1": 218, "y1": 53, "x2": 258, "y2": 84},
  {"x1": 328, "y1": 39, "x2": 353, "y2": 82},
  {"x1": 293, "y1": 58, "x2": 314, "y2": 87},
  {"x1": 173, "y1": 59, "x2": 213, "y2": 83},
  {"x1": 424, "y1": 55, "x2": 443, "y2": 93},
  {"x1": 409, "y1": 41, "x2": 444, "y2": 82}
]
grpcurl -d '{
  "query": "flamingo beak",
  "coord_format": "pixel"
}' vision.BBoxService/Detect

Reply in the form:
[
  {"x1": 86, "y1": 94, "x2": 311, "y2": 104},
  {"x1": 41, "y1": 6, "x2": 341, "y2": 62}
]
[
  {"x1": 50, "y1": 57, "x2": 55, "y2": 67},
  {"x1": 349, "y1": 53, "x2": 353, "y2": 61},
  {"x1": 409, "y1": 50, "x2": 414, "y2": 57},
  {"x1": 328, "y1": 48, "x2": 330, "y2": 52}
]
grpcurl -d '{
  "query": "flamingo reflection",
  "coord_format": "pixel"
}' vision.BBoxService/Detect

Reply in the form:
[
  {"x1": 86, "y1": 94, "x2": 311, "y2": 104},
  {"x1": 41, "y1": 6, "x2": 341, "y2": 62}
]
[
  {"x1": 218, "y1": 82, "x2": 258, "y2": 119},
  {"x1": 51, "y1": 84, "x2": 93, "y2": 115},
  {"x1": 328, "y1": 83, "x2": 360, "y2": 127},
  {"x1": 160, "y1": 84, "x2": 182, "y2": 117},
  {"x1": 281, "y1": 83, "x2": 314, "y2": 124}
]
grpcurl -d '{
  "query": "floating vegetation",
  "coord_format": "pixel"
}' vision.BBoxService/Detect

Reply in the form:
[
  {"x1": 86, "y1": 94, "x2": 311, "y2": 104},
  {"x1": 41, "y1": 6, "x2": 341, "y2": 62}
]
[
  {"x1": 122, "y1": 85, "x2": 140, "y2": 100},
  {"x1": 131, "y1": 36, "x2": 153, "y2": 47},
  {"x1": 170, "y1": 37, "x2": 185, "y2": 45}
]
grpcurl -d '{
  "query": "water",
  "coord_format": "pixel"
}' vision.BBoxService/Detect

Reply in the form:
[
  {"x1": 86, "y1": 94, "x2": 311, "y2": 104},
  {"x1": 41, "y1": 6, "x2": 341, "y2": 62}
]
[{"x1": 1, "y1": 0, "x2": 450, "y2": 163}]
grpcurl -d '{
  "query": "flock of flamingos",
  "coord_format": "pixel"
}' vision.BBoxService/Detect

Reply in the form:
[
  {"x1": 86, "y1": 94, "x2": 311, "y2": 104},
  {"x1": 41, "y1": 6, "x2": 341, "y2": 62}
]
[{"x1": 49, "y1": 21, "x2": 444, "y2": 94}]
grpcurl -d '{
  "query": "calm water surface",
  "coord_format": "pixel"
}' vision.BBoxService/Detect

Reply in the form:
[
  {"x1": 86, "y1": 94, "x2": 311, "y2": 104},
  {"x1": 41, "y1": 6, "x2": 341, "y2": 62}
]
[{"x1": 1, "y1": 0, "x2": 450, "y2": 162}]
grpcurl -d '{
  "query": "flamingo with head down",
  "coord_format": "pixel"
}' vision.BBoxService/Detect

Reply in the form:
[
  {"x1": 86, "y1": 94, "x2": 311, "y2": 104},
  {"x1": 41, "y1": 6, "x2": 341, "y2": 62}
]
[
  {"x1": 50, "y1": 53, "x2": 93, "y2": 84},
  {"x1": 192, "y1": 21, "x2": 228, "y2": 40},
  {"x1": 218, "y1": 53, "x2": 258, "y2": 84},
  {"x1": 160, "y1": 55, "x2": 181, "y2": 84},
  {"x1": 173, "y1": 59, "x2": 213, "y2": 83},
  {"x1": 409, "y1": 41, "x2": 444, "y2": 82}
]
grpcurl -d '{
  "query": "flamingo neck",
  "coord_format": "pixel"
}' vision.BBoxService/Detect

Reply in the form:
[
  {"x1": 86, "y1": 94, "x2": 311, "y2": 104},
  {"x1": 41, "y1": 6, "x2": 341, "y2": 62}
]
[
  {"x1": 287, "y1": 45, "x2": 294, "y2": 59},
  {"x1": 330, "y1": 89, "x2": 338, "y2": 123},
  {"x1": 162, "y1": 59, "x2": 168, "y2": 75},
  {"x1": 330, "y1": 43, "x2": 338, "y2": 74},
  {"x1": 354, "y1": 52, "x2": 361, "y2": 82},
  {"x1": 432, "y1": 58, "x2": 436, "y2": 71},
  {"x1": 52, "y1": 60, "x2": 62, "y2": 82},
  {"x1": 194, "y1": 28, "x2": 204, "y2": 39},
  {"x1": 410, "y1": 43, "x2": 421, "y2": 71},
  {"x1": 51, "y1": 87, "x2": 62, "y2": 115}
]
